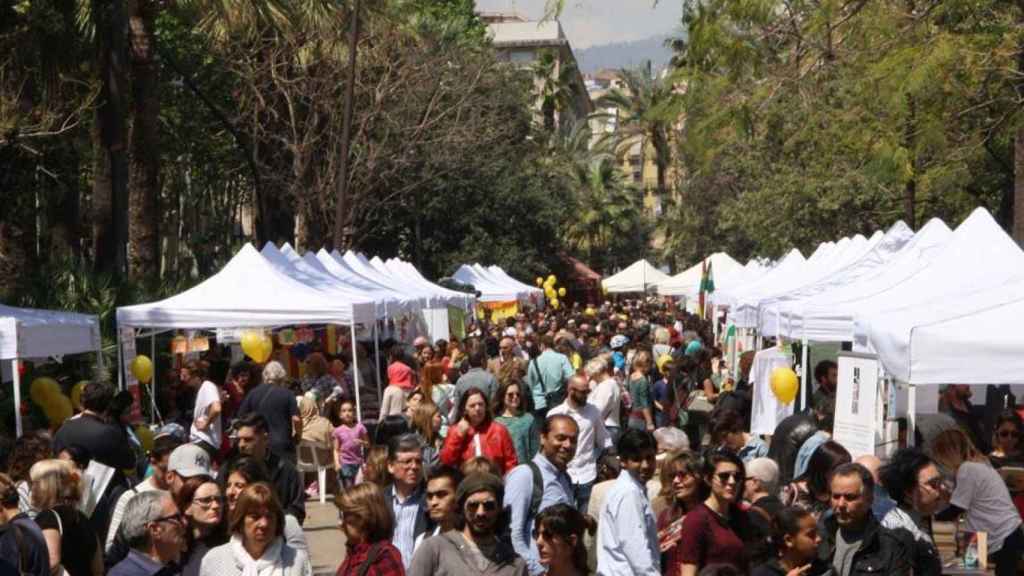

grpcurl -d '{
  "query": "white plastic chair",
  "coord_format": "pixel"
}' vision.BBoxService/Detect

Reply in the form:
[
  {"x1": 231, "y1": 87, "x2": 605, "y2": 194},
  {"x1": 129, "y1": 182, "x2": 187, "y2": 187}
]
[{"x1": 297, "y1": 439, "x2": 334, "y2": 504}]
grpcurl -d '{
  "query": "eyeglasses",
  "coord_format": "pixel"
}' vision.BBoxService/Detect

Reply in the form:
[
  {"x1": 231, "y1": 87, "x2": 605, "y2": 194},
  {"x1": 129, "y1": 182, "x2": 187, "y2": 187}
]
[
  {"x1": 152, "y1": 512, "x2": 185, "y2": 526},
  {"x1": 999, "y1": 430, "x2": 1020, "y2": 438},
  {"x1": 506, "y1": 392, "x2": 520, "y2": 398},
  {"x1": 715, "y1": 472, "x2": 741, "y2": 484},
  {"x1": 465, "y1": 500, "x2": 498, "y2": 512},
  {"x1": 919, "y1": 477, "x2": 946, "y2": 491},
  {"x1": 193, "y1": 495, "x2": 224, "y2": 507}
]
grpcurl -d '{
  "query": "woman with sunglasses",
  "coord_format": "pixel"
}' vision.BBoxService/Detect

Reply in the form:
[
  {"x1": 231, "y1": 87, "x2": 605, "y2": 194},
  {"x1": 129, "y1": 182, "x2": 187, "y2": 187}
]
[
  {"x1": 533, "y1": 504, "x2": 588, "y2": 576},
  {"x1": 989, "y1": 409, "x2": 1024, "y2": 469},
  {"x1": 199, "y1": 483, "x2": 311, "y2": 576},
  {"x1": 177, "y1": 476, "x2": 228, "y2": 576},
  {"x1": 877, "y1": 447, "x2": 946, "y2": 576},
  {"x1": 677, "y1": 451, "x2": 754, "y2": 575},
  {"x1": 657, "y1": 452, "x2": 705, "y2": 576},
  {"x1": 494, "y1": 379, "x2": 539, "y2": 465}
]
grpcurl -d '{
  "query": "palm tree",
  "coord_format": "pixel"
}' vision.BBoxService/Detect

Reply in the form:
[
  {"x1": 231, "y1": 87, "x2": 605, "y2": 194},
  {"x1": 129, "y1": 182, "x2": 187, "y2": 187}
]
[
  {"x1": 531, "y1": 49, "x2": 580, "y2": 134},
  {"x1": 597, "y1": 61, "x2": 675, "y2": 201}
]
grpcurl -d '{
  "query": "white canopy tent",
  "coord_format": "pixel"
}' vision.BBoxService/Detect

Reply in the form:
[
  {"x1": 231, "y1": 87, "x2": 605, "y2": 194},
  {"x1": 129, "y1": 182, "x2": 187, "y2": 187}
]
[
  {"x1": 471, "y1": 264, "x2": 540, "y2": 304},
  {"x1": 452, "y1": 264, "x2": 525, "y2": 302},
  {"x1": 713, "y1": 249, "x2": 807, "y2": 322},
  {"x1": 602, "y1": 259, "x2": 670, "y2": 293},
  {"x1": 486, "y1": 265, "x2": 544, "y2": 300},
  {"x1": 1, "y1": 304, "x2": 102, "y2": 436},
  {"x1": 384, "y1": 258, "x2": 474, "y2": 310},
  {"x1": 117, "y1": 244, "x2": 378, "y2": 419},
  {"x1": 313, "y1": 250, "x2": 432, "y2": 312},
  {"x1": 656, "y1": 252, "x2": 744, "y2": 297}
]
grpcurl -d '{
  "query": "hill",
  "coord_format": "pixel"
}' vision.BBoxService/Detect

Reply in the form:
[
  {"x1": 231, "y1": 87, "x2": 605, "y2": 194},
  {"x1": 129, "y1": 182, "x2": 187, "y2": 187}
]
[{"x1": 574, "y1": 34, "x2": 676, "y2": 74}]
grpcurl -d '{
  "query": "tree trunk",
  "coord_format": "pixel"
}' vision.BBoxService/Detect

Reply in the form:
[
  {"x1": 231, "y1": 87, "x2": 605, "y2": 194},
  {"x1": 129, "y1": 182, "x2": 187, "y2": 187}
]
[
  {"x1": 93, "y1": 0, "x2": 129, "y2": 274},
  {"x1": 127, "y1": 0, "x2": 160, "y2": 280}
]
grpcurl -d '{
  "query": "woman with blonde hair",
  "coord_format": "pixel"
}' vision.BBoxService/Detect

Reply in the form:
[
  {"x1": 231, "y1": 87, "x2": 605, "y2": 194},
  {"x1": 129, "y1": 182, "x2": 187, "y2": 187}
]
[
  {"x1": 199, "y1": 483, "x2": 311, "y2": 576},
  {"x1": 411, "y1": 402, "x2": 444, "y2": 472},
  {"x1": 31, "y1": 459, "x2": 102, "y2": 576},
  {"x1": 628, "y1": 351, "x2": 655, "y2": 431},
  {"x1": 334, "y1": 483, "x2": 403, "y2": 576},
  {"x1": 930, "y1": 429, "x2": 1023, "y2": 576}
]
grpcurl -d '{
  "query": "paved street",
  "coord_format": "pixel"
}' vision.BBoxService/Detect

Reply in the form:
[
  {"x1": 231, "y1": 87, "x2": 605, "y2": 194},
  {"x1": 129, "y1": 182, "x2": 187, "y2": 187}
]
[{"x1": 302, "y1": 501, "x2": 346, "y2": 576}]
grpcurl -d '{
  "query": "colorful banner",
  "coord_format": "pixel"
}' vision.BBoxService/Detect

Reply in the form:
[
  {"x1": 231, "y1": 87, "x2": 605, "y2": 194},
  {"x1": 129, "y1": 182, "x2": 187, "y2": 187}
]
[
  {"x1": 479, "y1": 301, "x2": 518, "y2": 323},
  {"x1": 448, "y1": 306, "x2": 467, "y2": 340}
]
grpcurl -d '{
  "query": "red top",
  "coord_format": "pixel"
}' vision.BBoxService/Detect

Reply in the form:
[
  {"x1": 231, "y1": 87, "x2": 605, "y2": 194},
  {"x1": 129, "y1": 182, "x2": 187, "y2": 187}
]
[
  {"x1": 439, "y1": 419, "x2": 519, "y2": 474},
  {"x1": 677, "y1": 502, "x2": 748, "y2": 571},
  {"x1": 387, "y1": 361, "x2": 416, "y2": 391},
  {"x1": 336, "y1": 541, "x2": 405, "y2": 576}
]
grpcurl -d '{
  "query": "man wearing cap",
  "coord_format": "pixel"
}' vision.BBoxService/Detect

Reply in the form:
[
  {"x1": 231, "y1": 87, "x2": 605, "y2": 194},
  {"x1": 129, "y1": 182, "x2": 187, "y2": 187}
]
[
  {"x1": 548, "y1": 376, "x2": 612, "y2": 515},
  {"x1": 409, "y1": 473, "x2": 528, "y2": 576},
  {"x1": 527, "y1": 334, "x2": 575, "y2": 421}
]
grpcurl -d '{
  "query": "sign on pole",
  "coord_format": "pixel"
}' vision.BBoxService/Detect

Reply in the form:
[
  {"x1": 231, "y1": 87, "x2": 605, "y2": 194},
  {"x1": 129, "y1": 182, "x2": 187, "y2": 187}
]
[{"x1": 833, "y1": 352, "x2": 880, "y2": 458}]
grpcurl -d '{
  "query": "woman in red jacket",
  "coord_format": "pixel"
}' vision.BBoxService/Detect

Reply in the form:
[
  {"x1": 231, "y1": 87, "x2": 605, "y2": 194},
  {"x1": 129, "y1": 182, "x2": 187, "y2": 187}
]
[{"x1": 440, "y1": 386, "x2": 518, "y2": 474}]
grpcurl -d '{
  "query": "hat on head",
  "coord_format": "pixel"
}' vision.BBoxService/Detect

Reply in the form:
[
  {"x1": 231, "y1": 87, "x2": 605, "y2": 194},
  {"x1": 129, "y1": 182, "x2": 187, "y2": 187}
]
[
  {"x1": 168, "y1": 444, "x2": 212, "y2": 478},
  {"x1": 610, "y1": 335, "x2": 629, "y2": 350},
  {"x1": 456, "y1": 472, "x2": 504, "y2": 507}
]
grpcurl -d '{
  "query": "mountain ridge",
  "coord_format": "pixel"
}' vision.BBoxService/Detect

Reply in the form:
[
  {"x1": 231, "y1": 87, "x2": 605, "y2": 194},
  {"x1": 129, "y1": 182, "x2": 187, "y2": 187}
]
[{"x1": 574, "y1": 34, "x2": 676, "y2": 74}]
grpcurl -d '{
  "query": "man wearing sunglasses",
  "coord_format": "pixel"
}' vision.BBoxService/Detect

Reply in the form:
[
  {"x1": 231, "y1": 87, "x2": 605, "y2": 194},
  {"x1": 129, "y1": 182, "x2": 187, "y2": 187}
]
[
  {"x1": 108, "y1": 490, "x2": 185, "y2": 576},
  {"x1": 409, "y1": 473, "x2": 528, "y2": 576}
]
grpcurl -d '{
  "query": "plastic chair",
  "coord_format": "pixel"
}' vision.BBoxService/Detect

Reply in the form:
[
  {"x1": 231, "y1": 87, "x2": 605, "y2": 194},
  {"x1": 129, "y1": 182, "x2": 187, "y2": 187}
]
[{"x1": 297, "y1": 439, "x2": 334, "y2": 503}]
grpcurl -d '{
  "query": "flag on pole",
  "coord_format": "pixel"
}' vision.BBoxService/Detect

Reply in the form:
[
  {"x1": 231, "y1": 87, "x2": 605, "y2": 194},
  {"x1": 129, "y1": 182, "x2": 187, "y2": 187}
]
[
  {"x1": 697, "y1": 260, "x2": 707, "y2": 318},
  {"x1": 699, "y1": 260, "x2": 715, "y2": 320}
]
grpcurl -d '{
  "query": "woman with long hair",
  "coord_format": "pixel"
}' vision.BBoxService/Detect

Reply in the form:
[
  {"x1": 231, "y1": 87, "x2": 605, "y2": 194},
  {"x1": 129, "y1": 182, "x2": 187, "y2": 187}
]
[
  {"x1": 31, "y1": 459, "x2": 102, "y2": 576},
  {"x1": 930, "y1": 429, "x2": 1023, "y2": 576},
  {"x1": 989, "y1": 409, "x2": 1024, "y2": 468},
  {"x1": 628, "y1": 351, "x2": 655, "y2": 431},
  {"x1": 199, "y1": 483, "x2": 311, "y2": 576},
  {"x1": 440, "y1": 387, "x2": 518, "y2": 474},
  {"x1": 877, "y1": 447, "x2": 946, "y2": 576},
  {"x1": 750, "y1": 507, "x2": 826, "y2": 576},
  {"x1": 410, "y1": 402, "x2": 444, "y2": 473},
  {"x1": 658, "y1": 452, "x2": 705, "y2": 576},
  {"x1": 334, "y1": 483, "x2": 403, "y2": 576},
  {"x1": 177, "y1": 476, "x2": 228, "y2": 576},
  {"x1": 534, "y1": 503, "x2": 589, "y2": 576},
  {"x1": 678, "y1": 451, "x2": 754, "y2": 575},
  {"x1": 781, "y1": 441, "x2": 851, "y2": 520},
  {"x1": 493, "y1": 379, "x2": 539, "y2": 465}
]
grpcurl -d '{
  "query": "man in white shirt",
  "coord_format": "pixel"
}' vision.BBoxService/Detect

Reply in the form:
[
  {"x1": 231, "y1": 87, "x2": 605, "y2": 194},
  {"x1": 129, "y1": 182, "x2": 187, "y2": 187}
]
[
  {"x1": 596, "y1": 429, "x2": 659, "y2": 576},
  {"x1": 585, "y1": 356, "x2": 621, "y2": 445},
  {"x1": 548, "y1": 375, "x2": 612, "y2": 514},
  {"x1": 189, "y1": 363, "x2": 223, "y2": 461}
]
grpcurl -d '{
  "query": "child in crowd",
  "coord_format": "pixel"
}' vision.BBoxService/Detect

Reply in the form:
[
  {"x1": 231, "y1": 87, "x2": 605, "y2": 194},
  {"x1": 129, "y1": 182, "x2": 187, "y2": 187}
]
[{"x1": 332, "y1": 398, "x2": 368, "y2": 491}]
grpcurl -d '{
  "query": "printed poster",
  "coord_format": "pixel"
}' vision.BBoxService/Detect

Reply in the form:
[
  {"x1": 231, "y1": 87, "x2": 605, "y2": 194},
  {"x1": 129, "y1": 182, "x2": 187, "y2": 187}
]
[{"x1": 833, "y1": 352, "x2": 879, "y2": 458}]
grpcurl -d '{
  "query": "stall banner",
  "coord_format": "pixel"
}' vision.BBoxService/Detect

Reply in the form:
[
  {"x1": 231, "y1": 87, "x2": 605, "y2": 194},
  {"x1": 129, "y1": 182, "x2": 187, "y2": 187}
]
[
  {"x1": 833, "y1": 352, "x2": 880, "y2": 458},
  {"x1": 449, "y1": 306, "x2": 466, "y2": 340},
  {"x1": 120, "y1": 327, "x2": 143, "y2": 422},
  {"x1": 481, "y1": 300, "x2": 518, "y2": 323}
]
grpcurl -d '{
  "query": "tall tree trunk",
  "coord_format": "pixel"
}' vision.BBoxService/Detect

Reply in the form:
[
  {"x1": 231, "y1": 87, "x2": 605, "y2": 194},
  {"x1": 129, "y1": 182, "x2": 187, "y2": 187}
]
[
  {"x1": 91, "y1": 118, "x2": 115, "y2": 271},
  {"x1": 93, "y1": 0, "x2": 129, "y2": 274},
  {"x1": 904, "y1": 93, "x2": 917, "y2": 229},
  {"x1": 1014, "y1": 0, "x2": 1024, "y2": 244},
  {"x1": 127, "y1": 0, "x2": 160, "y2": 280},
  {"x1": 0, "y1": 151, "x2": 34, "y2": 299}
]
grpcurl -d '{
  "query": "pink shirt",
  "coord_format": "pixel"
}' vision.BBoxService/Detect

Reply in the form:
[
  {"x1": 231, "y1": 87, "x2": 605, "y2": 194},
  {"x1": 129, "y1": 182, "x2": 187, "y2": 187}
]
[{"x1": 332, "y1": 423, "x2": 367, "y2": 465}]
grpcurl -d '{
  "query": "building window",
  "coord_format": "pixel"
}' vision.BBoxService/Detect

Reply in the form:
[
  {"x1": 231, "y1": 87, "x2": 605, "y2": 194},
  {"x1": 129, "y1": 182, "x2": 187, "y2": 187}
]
[
  {"x1": 509, "y1": 49, "x2": 535, "y2": 63},
  {"x1": 632, "y1": 171, "x2": 642, "y2": 183}
]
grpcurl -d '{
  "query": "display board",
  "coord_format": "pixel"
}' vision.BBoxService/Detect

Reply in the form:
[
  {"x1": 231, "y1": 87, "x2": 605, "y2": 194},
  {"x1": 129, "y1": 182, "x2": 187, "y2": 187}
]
[{"x1": 833, "y1": 352, "x2": 880, "y2": 458}]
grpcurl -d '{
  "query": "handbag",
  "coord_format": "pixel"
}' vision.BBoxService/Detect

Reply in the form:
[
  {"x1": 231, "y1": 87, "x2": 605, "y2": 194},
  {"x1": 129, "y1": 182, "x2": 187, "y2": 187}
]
[
  {"x1": 685, "y1": 390, "x2": 715, "y2": 414},
  {"x1": 530, "y1": 358, "x2": 564, "y2": 407}
]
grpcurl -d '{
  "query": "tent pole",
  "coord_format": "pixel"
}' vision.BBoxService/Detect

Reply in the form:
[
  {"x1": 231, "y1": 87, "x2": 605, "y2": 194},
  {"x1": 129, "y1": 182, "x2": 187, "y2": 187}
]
[
  {"x1": 907, "y1": 383, "x2": 916, "y2": 447},
  {"x1": 800, "y1": 333, "x2": 809, "y2": 412},
  {"x1": 373, "y1": 322, "x2": 382, "y2": 405},
  {"x1": 350, "y1": 321, "x2": 362, "y2": 422},
  {"x1": 12, "y1": 359, "x2": 22, "y2": 438},
  {"x1": 150, "y1": 334, "x2": 157, "y2": 423},
  {"x1": 117, "y1": 327, "x2": 125, "y2": 391}
]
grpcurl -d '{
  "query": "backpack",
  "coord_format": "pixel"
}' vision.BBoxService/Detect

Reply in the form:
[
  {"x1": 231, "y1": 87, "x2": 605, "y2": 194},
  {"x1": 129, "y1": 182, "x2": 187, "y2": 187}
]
[{"x1": 527, "y1": 461, "x2": 544, "y2": 519}]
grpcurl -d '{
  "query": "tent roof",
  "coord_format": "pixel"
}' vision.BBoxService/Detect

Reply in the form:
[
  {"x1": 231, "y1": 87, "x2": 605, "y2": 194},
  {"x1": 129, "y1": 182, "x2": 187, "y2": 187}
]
[
  {"x1": 656, "y1": 252, "x2": 743, "y2": 296},
  {"x1": 383, "y1": 258, "x2": 474, "y2": 309},
  {"x1": 483, "y1": 265, "x2": 544, "y2": 297},
  {"x1": 117, "y1": 244, "x2": 376, "y2": 328},
  {"x1": 714, "y1": 249, "x2": 806, "y2": 309},
  {"x1": 563, "y1": 256, "x2": 601, "y2": 282},
  {"x1": 453, "y1": 264, "x2": 524, "y2": 302},
  {"x1": 0, "y1": 304, "x2": 100, "y2": 360},
  {"x1": 314, "y1": 250, "x2": 433, "y2": 312},
  {"x1": 602, "y1": 260, "x2": 670, "y2": 293}
]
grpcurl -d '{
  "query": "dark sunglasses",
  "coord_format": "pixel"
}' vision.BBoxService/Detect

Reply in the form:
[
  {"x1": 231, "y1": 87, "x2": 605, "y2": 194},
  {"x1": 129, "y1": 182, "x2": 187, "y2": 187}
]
[
  {"x1": 193, "y1": 495, "x2": 224, "y2": 507},
  {"x1": 715, "y1": 472, "x2": 741, "y2": 484},
  {"x1": 465, "y1": 500, "x2": 498, "y2": 512},
  {"x1": 152, "y1": 512, "x2": 185, "y2": 526}
]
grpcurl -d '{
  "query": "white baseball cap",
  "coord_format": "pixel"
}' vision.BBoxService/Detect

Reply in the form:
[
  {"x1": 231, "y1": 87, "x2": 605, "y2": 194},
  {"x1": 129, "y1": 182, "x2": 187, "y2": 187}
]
[{"x1": 168, "y1": 444, "x2": 212, "y2": 478}]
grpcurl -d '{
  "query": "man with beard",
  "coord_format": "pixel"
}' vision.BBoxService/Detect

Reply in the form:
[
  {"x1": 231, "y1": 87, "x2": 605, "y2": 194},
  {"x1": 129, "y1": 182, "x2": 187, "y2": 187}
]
[
  {"x1": 940, "y1": 384, "x2": 988, "y2": 452},
  {"x1": 408, "y1": 473, "x2": 528, "y2": 576},
  {"x1": 217, "y1": 413, "x2": 304, "y2": 523},
  {"x1": 504, "y1": 415, "x2": 579, "y2": 575},
  {"x1": 548, "y1": 375, "x2": 612, "y2": 514}
]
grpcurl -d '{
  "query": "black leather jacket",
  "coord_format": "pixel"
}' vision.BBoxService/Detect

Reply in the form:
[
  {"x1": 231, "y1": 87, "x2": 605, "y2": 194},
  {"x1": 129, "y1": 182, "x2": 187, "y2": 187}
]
[{"x1": 818, "y1": 514, "x2": 913, "y2": 576}]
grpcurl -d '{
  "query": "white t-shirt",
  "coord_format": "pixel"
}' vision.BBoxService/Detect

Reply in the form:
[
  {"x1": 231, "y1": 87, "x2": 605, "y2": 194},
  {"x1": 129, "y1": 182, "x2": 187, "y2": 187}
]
[
  {"x1": 951, "y1": 461, "x2": 1022, "y2": 553},
  {"x1": 589, "y1": 377, "x2": 621, "y2": 429},
  {"x1": 190, "y1": 380, "x2": 222, "y2": 447},
  {"x1": 548, "y1": 401, "x2": 612, "y2": 485}
]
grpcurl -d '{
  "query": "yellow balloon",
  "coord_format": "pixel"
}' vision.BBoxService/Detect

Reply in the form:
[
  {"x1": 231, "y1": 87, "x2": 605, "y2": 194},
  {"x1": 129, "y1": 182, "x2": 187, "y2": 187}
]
[
  {"x1": 585, "y1": 306, "x2": 596, "y2": 316},
  {"x1": 41, "y1": 394, "x2": 73, "y2": 428},
  {"x1": 131, "y1": 355, "x2": 154, "y2": 384},
  {"x1": 70, "y1": 380, "x2": 88, "y2": 410},
  {"x1": 135, "y1": 425, "x2": 155, "y2": 453},
  {"x1": 547, "y1": 275, "x2": 557, "y2": 285},
  {"x1": 535, "y1": 277, "x2": 544, "y2": 287},
  {"x1": 241, "y1": 330, "x2": 273, "y2": 363},
  {"x1": 544, "y1": 286, "x2": 555, "y2": 298},
  {"x1": 770, "y1": 367, "x2": 799, "y2": 405},
  {"x1": 29, "y1": 377, "x2": 61, "y2": 405},
  {"x1": 558, "y1": 287, "x2": 566, "y2": 297},
  {"x1": 550, "y1": 298, "x2": 560, "y2": 309}
]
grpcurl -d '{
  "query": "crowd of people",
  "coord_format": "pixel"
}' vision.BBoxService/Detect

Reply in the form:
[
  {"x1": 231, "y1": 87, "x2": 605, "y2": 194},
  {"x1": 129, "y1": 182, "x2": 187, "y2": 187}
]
[{"x1": 2, "y1": 300, "x2": 1024, "y2": 576}]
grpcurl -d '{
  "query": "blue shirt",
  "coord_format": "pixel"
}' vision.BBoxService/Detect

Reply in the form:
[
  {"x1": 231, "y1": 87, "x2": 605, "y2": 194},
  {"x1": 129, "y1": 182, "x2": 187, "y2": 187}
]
[
  {"x1": 526, "y1": 350, "x2": 575, "y2": 410},
  {"x1": 109, "y1": 550, "x2": 177, "y2": 576},
  {"x1": 392, "y1": 488, "x2": 425, "y2": 570},
  {"x1": 596, "y1": 470, "x2": 659, "y2": 576},
  {"x1": 737, "y1": 435, "x2": 770, "y2": 463},
  {"x1": 503, "y1": 453, "x2": 575, "y2": 575}
]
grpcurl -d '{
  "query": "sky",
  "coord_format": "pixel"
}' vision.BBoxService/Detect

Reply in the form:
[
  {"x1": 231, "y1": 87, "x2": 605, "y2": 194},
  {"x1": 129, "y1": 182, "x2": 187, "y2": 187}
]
[{"x1": 475, "y1": 0, "x2": 683, "y2": 49}]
